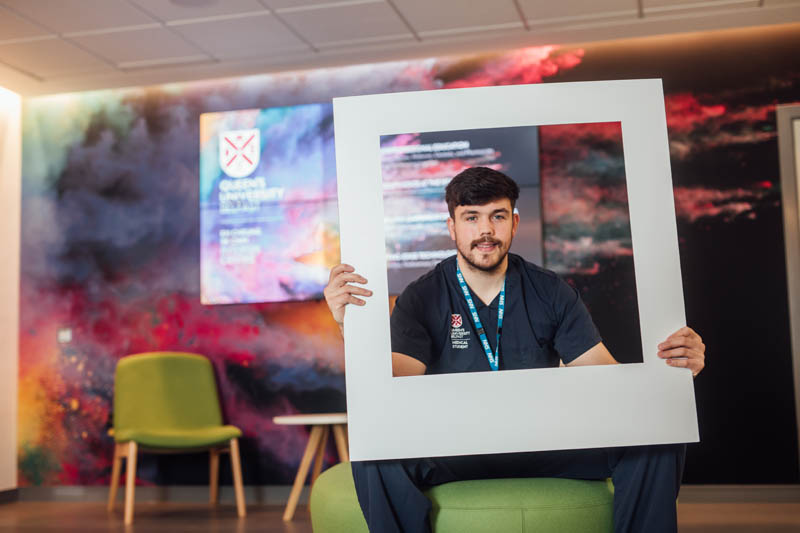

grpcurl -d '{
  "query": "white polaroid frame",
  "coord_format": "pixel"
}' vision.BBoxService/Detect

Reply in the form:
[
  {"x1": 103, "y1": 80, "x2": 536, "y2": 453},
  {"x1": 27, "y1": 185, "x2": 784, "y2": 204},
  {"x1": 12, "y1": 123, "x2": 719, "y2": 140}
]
[{"x1": 334, "y1": 79, "x2": 699, "y2": 461}]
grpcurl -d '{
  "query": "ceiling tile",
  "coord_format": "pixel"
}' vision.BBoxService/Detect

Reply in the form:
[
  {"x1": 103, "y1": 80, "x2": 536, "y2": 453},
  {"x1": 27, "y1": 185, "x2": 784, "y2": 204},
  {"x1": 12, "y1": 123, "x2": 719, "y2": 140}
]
[
  {"x1": 517, "y1": 0, "x2": 638, "y2": 22},
  {"x1": 392, "y1": 0, "x2": 522, "y2": 33},
  {"x1": 131, "y1": 0, "x2": 267, "y2": 23},
  {"x1": 171, "y1": 12, "x2": 309, "y2": 59},
  {"x1": 69, "y1": 26, "x2": 207, "y2": 65},
  {"x1": 278, "y1": 1, "x2": 410, "y2": 45},
  {"x1": 0, "y1": 5, "x2": 52, "y2": 41},
  {"x1": 0, "y1": 0, "x2": 156, "y2": 34},
  {"x1": 0, "y1": 37, "x2": 111, "y2": 77}
]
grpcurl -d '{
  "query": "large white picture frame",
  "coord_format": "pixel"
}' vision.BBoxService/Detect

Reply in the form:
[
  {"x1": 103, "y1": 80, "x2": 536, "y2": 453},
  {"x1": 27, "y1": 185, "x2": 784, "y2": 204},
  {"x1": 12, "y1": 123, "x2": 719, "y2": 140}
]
[{"x1": 334, "y1": 79, "x2": 699, "y2": 461}]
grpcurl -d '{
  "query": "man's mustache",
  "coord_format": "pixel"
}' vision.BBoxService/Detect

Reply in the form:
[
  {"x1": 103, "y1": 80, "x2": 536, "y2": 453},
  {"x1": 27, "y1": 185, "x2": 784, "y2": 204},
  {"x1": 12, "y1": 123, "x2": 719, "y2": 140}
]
[{"x1": 471, "y1": 237, "x2": 501, "y2": 249}]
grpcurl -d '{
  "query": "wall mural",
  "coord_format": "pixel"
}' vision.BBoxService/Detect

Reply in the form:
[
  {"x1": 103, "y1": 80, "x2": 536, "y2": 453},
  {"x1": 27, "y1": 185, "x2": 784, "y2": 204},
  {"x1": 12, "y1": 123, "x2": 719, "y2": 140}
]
[{"x1": 19, "y1": 25, "x2": 800, "y2": 486}]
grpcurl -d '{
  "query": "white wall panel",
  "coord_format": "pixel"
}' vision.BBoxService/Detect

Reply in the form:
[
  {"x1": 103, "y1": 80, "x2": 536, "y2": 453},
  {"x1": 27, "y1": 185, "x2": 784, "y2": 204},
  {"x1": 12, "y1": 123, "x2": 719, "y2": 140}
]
[{"x1": 0, "y1": 85, "x2": 20, "y2": 492}]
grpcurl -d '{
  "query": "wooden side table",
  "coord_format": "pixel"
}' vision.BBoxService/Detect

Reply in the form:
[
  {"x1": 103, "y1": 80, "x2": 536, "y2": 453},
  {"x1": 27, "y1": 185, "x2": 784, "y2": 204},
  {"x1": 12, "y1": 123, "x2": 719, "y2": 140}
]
[{"x1": 273, "y1": 412, "x2": 349, "y2": 521}]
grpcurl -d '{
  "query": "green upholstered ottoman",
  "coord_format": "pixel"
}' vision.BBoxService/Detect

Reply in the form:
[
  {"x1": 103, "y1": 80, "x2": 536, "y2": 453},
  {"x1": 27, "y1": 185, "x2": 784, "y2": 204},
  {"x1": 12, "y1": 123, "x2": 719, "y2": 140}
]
[{"x1": 310, "y1": 462, "x2": 614, "y2": 533}]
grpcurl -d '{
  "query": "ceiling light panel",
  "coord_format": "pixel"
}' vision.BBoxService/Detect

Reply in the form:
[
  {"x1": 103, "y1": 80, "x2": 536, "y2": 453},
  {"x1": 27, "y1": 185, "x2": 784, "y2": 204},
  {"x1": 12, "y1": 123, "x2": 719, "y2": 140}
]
[
  {"x1": 69, "y1": 26, "x2": 208, "y2": 65},
  {"x1": 171, "y1": 12, "x2": 310, "y2": 59},
  {"x1": 266, "y1": 0, "x2": 354, "y2": 8},
  {"x1": 0, "y1": 0, "x2": 156, "y2": 34},
  {"x1": 130, "y1": 0, "x2": 267, "y2": 23},
  {"x1": 642, "y1": 0, "x2": 758, "y2": 14},
  {"x1": 277, "y1": 1, "x2": 412, "y2": 46}
]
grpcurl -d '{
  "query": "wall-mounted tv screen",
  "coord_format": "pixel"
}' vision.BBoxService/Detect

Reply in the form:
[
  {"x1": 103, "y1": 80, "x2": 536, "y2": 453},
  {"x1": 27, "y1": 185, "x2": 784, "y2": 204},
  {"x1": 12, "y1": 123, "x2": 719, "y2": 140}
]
[
  {"x1": 200, "y1": 104, "x2": 543, "y2": 304},
  {"x1": 199, "y1": 104, "x2": 338, "y2": 304}
]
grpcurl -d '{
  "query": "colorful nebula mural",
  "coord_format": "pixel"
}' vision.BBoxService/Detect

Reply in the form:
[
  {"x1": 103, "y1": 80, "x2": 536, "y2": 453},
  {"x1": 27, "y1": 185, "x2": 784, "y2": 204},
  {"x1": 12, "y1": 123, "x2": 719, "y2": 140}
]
[{"x1": 19, "y1": 24, "x2": 800, "y2": 486}]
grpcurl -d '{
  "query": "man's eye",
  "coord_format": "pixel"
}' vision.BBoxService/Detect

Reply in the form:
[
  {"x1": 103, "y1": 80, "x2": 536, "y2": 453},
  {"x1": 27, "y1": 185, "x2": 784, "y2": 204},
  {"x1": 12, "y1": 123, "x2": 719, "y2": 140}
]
[
  {"x1": 466, "y1": 216, "x2": 477, "y2": 221},
  {"x1": 494, "y1": 214, "x2": 506, "y2": 220}
]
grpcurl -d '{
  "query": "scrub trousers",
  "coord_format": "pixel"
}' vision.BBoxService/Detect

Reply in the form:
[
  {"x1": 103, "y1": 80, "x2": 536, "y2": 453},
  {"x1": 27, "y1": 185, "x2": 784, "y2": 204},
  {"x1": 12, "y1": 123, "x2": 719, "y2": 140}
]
[{"x1": 351, "y1": 443, "x2": 686, "y2": 533}]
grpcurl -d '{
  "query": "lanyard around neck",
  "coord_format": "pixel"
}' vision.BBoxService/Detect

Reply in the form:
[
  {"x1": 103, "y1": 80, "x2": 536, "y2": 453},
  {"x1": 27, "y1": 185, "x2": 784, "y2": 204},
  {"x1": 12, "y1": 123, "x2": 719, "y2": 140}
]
[{"x1": 455, "y1": 263, "x2": 505, "y2": 371}]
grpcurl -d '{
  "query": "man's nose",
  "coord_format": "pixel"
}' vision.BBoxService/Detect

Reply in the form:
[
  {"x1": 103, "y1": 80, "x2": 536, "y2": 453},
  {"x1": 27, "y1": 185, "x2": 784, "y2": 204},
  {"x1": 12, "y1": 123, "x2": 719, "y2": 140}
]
[{"x1": 478, "y1": 217, "x2": 494, "y2": 235}]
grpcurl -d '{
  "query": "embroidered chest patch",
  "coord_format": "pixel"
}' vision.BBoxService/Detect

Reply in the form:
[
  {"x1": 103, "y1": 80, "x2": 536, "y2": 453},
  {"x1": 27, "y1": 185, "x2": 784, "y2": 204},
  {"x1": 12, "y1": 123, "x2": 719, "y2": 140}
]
[{"x1": 450, "y1": 313, "x2": 470, "y2": 349}]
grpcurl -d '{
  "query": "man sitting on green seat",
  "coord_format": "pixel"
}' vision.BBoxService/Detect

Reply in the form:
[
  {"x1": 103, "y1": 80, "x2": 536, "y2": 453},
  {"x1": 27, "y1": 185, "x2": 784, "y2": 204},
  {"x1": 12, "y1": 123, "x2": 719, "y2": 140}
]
[{"x1": 323, "y1": 166, "x2": 706, "y2": 533}]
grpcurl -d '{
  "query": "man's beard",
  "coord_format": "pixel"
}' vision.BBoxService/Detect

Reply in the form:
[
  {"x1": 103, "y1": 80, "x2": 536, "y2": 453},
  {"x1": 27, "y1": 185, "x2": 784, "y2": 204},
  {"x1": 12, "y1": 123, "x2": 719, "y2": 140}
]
[{"x1": 456, "y1": 236, "x2": 510, "y2": 273}]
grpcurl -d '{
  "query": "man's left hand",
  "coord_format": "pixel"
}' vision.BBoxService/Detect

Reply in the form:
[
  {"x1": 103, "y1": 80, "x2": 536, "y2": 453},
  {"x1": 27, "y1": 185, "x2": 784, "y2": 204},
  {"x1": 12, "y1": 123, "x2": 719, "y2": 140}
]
[{"x1": 658, "y1": 326, "x2": 705, "y2": 378}]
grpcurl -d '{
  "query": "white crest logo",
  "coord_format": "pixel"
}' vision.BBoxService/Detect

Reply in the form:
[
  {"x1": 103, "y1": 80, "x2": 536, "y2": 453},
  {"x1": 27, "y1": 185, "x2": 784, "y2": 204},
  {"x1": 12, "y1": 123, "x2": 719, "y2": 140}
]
[{"x1": 219, "y1": 129, "x2": 260, "y2": 178}]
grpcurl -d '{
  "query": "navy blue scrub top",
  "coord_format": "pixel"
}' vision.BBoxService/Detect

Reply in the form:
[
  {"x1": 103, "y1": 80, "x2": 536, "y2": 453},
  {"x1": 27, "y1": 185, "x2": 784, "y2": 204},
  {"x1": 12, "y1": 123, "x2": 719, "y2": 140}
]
[{"x1": 390, "y1": 254, "x2": 602, "y2": 374}]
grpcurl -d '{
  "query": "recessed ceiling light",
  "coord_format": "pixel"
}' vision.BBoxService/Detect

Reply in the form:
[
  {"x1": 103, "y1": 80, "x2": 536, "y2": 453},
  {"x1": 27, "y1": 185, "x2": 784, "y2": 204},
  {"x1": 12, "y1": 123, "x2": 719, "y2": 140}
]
[{"x1": 169, "y1": 0, "x2": 219, "y2": 7}]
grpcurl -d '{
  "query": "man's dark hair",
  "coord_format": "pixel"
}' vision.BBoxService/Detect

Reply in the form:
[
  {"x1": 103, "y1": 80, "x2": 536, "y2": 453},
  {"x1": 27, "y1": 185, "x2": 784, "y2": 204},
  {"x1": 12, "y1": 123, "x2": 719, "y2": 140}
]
[{"x1": 445, "y1": 166, "x2": 520, "y2": 218}]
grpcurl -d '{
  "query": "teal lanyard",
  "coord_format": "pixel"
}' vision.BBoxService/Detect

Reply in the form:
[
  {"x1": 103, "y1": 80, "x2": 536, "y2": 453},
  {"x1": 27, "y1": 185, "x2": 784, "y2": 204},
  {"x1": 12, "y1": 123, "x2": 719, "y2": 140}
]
[{"x1": 455, "y1": 263, "x2": 505, "y2": 371}]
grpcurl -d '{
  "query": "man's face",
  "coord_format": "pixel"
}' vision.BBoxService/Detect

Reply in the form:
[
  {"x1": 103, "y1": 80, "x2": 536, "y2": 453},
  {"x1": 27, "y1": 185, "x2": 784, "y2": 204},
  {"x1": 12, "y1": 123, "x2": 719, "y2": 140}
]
[{"x1": 447, "y1": 198, "x2": 519, "y2": 273}]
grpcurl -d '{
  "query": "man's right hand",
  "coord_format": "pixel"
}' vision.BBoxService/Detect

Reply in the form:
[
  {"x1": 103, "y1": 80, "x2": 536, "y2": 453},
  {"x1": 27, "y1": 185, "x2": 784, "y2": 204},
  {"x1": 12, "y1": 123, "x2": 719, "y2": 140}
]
[{"x1": 323, "y1": 264, "x2": 372, "y2": 332}]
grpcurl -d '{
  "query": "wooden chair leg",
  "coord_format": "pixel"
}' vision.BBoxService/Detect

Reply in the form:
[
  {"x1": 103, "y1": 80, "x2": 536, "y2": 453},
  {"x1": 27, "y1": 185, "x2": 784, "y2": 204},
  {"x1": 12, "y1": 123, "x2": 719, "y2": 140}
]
[
  {"x1": 229, "y1": 438, "x2": 246, "y2": 518},
  {"x1": 283, "y1": 425, "x2": 324, "y2": 522},
  {"x1": 107, "y1": 442, "x2": 123, "y2": 511},
  {"x1": 209, "y1": 448, "x2": 220, "y2": 505},
  {"x1": 311, "y1": 426, "x2": 329, "y2": 485},
  {"x1": 332, "y1": 424, "x2": 350, "y2": 462},
  {"x1": 123, "y1": 441, "x2": 138, "y2": 526}
]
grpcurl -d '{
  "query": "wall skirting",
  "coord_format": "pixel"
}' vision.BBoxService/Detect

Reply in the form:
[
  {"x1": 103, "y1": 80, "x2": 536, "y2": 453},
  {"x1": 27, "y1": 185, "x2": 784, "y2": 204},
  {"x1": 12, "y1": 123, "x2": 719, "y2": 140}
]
[
  {"x1": 681, "y1": 485, "x2": 800, "y2": 503},
  {"x1": 18, "y1": 485, "x2": 307, "y2": 505},
  {"x1": 0, "y1": 488, "x2": 19, "y2": 504},
  {"x1": 14, "y1": 484, "x2": 800, "y2": 504}
]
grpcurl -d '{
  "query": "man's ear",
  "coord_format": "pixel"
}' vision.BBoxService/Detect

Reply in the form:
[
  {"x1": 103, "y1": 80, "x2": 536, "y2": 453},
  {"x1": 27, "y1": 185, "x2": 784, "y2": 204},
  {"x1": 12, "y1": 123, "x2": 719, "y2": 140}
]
[
  {"x1": 447, "y1": 217, "x2": 456, "y2": 241},
  {"x1": 512, "y1": 211, "x2": 520, "y2": 238}
]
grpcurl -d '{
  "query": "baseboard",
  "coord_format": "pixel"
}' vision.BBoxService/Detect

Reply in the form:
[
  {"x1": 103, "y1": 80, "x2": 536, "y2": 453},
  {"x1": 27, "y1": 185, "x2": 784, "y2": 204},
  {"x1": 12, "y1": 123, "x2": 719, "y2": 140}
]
[
  {"x1": 18, "y1": 485, "x2": 307, "y2": 505},
  {"x1": 17, "y1": 484, "x2": 800, "y2": 504},
  {"x1": 0, "y1": 488, "x2": 19, "y2": 504},
  {"x1": 680, "y1": 484, "x2": 800, "y2": 503}
]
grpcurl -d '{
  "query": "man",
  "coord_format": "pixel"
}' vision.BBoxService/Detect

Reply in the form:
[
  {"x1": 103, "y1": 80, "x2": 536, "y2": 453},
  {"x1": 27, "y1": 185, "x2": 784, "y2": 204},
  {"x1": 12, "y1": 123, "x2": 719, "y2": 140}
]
[{"x1": 324, "y1": 167, "x2": 705, "y2": 533}]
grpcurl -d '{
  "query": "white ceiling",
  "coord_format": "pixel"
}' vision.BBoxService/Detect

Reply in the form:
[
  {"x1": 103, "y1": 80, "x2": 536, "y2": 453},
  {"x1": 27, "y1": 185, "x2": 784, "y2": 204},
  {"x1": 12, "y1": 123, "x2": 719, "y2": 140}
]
[{"x1": 0, "y1": 0, "x2": 798, "y2": 96}]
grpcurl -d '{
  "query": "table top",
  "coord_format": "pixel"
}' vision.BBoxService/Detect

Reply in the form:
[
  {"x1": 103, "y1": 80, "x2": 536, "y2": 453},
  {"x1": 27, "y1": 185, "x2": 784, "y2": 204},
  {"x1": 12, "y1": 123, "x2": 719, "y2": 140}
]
[{"x1": 272, "y1": 412, "x2": 348, "y2": 425}]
